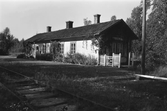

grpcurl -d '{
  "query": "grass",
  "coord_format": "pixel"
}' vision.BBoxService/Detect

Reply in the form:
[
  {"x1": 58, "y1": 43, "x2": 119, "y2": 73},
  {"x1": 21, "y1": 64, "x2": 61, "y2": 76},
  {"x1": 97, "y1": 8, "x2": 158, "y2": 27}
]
[
  {"x1": 151, "y1": 66, "x2": 167, "y2": 77},
  {"x1": 0, "y1": 78, "x2": 31, "y2": 111},
  {"x1": 36, "y1": 74, "x2": 167, "y2": 111},
  {"x1": 1, "y1": 58, "x2": 167, "y2": 111}
]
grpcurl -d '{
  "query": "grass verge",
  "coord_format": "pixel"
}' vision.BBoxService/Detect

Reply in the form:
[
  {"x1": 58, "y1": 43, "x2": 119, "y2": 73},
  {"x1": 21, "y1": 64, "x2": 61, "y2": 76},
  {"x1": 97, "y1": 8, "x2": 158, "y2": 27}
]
[
  {"x1": 34, "y1": 72, "x2": 167, "y2": 111},
  {"x1": 151, "y1": 66, "x2": 167, "y2": 77},
  {"x1": 1, "y1": 58, "x2": 167, "y2": 111}
]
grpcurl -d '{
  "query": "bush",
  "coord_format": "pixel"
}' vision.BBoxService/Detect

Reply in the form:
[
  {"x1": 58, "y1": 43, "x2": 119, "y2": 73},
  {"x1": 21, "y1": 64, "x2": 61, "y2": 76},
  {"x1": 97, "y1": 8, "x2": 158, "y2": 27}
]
[
  {"x1": 54, "y1": 54, "x2": 64, "y2": 62},
  {"x1": 35, "y1": 52, "x2": 63, "y2": 62},
  {"x1": 151, "y1": 66, "x2": 167, "y2": 77},
  {"x1": 0, "y1": 49, "x2": 8, "y2": 55},
  {"x1": 85, "y1": 56, "x2": 97, "y2": 65},
  {"x1": 72, "y1": 53, "x2": 87, "y2": 64},
  {"x1": 36, "y1": 53, "x2": 54, "y2": 61},
  {"x1": 17, "y1": 54, "x2": 26, "y2": 58},
  {"x1": 29, "y1": 56, "x2": 34, "y2": 59},
  {"x1": 64, "y1": 53, "x2": 97, "y2": 65},
  {"x1": 32, "y1": 52, "x2": 97, "y2": 65},
  {"x1": 64, "y1": 53, "x2": 74, "y2": 63}
]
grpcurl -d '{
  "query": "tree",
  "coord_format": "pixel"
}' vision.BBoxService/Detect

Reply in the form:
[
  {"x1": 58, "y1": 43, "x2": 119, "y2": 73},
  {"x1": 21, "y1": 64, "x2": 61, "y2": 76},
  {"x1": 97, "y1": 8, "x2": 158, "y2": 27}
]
[
  {"x1": 111, "y1": 15, "x2": 116, "y2": 21},
  {"x1": 24, "y1": 42, "x2": 32, "y2": 56},
  {"x1": 0, "y1": 27, "x2": 25, "y2": 55},
  {"x1": 19, "y1": 39, "x2": 25, "y2": 52},
  {"x1": 145, "y1": 0, "x2": 167, "y2": 69},
  {"x1": 126, "y1": 0, "x2": 151, "y2": 55},
  {"x1": 83, "y1": 18, "x2": 92, "y2": 26},
  {"x1": 126, "y1": 6, "x2": 143, "y2": 55},
  {"x1": 0, "y1": 27, "x2": 14, "y2": 55},
  {"x1": 127, "y1": 0, "x2": 167, "y2": 70},
  {"x1": 50, "y1": 41, "x2": 61, "y2": 59},
  {"x1": 0, "y1": 33, "x2": 6, "y2": 54},
  {"x1": 10, "y1": 38, "x2": 25, "y2": 53}
]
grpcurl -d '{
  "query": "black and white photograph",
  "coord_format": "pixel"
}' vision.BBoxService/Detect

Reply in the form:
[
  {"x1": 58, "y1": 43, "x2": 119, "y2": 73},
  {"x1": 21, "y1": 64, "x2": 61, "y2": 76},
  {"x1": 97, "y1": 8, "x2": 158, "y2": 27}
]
[{"x1": 0, "y1": 0, "x2": 167, "y2": 111}]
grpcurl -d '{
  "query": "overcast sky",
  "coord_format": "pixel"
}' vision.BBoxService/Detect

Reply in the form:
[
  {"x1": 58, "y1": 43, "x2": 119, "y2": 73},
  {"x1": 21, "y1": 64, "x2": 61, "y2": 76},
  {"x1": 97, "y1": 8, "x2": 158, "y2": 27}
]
[{"x1": 0, "y1": 0, "x2": 141, "y2": 40}]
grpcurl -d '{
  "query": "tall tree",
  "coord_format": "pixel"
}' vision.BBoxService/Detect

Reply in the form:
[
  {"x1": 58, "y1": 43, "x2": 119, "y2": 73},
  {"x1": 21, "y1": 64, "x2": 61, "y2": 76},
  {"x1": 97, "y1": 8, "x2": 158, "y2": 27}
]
[
  {"x1": 10, "y1": 38, "x2": 25, "y2": 53},
  {"x1": 83, "y1": 18, "x2": 92, "y2": 26},
  {"x1": 0, "y1": 27, "x2": 14, "y2": 55},
  {"x1": 126, "y1": 0, "x2": 151, "y2": 55},
  {"x1": 50, "y1": 41, "x2": 61, "y2": 58},
  {"x1": 0, "y1": 27, "x2": 24, "y2": 55},
  {"x1": 0, "y1": 33, "x2": 7, "y2": 54},
  {"x1": 146, "y1": 0, "x2": 167, "y2": 69},
  {"x1": 126, "y1": 6, "x2": 143, "y2": 55},
  {"x1": 110, "y1": 15, "x2": 116, "y2": 21}
]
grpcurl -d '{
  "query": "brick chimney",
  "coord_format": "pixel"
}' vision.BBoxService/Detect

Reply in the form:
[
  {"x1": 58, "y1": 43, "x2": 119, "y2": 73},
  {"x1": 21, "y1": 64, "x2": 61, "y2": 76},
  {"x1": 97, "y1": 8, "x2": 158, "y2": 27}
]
[
  {"x1": 66, "y1": 21, "x2": 73, "y2": 29},
  {"x1": 94, "y1": 14, "x2": 101, "y2": 24},
  {"x1": 47, "y1": 26, "x2": 51, "y2": 32}
]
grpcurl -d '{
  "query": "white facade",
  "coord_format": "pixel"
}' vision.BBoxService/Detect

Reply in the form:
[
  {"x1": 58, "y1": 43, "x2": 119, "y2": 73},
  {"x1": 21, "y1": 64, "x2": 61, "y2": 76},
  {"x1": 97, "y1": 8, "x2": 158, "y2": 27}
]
[
  {"x1": 32, "y1": 40, "x2": 98, "y2": 59},
  {"x1": 62, "y1": 40, "x2": 98, "y2": 58}
]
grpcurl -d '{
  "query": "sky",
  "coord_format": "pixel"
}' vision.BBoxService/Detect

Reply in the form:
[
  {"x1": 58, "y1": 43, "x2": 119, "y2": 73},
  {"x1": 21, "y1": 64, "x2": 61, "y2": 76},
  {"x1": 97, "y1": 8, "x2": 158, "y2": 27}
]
[{"x1": 0, "y1": 0, "x2": 141, "y2": 40}]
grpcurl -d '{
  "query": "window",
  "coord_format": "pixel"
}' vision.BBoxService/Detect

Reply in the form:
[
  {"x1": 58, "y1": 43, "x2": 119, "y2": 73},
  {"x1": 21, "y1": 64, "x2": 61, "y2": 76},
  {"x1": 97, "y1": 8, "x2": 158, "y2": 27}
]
[
  {"x1": 60, "y1": 43, "x2": 64, "y2": 54},
  {"x1": 86, "y1": 40, "x2": 88, "y2": 49},
  {"x1": 39, "y1": 44, "x2": 43, "y2": 54},
  {"x1": 91, "y1": 44, "x2": 95, "y2": 53},
  {"x1": 82, "y1": 40, "x2": 87, "y2": 49},
  {"x1": 82, "y1": 41, "x2": 84, "y2": 48},
  {"x1": 70, "y1": 42, "x2": 76, "y2": 54},
  {"x1": 46, "y1": 43, "x2": 50, "y2": 53},
  {"x1": 43, "y1": 44, "x2": 46, "y2": 53},
  {"x1": 36, "y1": 46, "x2": 39, "y2": 51},
  {"x1": 91, "y1": 45, "x2": 93, "y2": 51}
]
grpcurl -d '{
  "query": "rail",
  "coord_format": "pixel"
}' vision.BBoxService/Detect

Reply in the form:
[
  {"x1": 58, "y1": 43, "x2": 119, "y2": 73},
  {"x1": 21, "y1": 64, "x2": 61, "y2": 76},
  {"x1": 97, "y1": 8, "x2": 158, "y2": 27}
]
[{"x1": 0, "y1": 66, "x2": 115, "y2": 111}]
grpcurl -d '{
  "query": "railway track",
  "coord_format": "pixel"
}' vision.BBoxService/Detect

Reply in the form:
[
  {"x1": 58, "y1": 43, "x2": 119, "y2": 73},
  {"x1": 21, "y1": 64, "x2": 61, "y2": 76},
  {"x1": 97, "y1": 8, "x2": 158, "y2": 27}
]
[{"x1": 0, "y1": 66, "x2": 114, "y2": 111}]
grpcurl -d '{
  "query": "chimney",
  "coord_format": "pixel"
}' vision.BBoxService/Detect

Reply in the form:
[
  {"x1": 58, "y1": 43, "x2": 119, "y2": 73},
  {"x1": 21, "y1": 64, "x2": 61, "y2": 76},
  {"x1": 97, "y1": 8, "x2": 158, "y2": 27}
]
[
  {"x1": 66, "y1": 21, "x2": 73, "y2": 29},
  {"x1": 94, "y1": 14, "x2": 101, "y2": 24},
  {"x1": 47, "y1": 26, "x2": 51, "y2": 32}
]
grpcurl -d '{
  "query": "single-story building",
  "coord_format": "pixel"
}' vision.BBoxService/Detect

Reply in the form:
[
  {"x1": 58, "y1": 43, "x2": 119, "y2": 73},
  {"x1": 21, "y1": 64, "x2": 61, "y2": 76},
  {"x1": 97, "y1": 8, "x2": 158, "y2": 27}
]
[{"x1": 25, "y1": 14, "x2": 137, "y2": 66}]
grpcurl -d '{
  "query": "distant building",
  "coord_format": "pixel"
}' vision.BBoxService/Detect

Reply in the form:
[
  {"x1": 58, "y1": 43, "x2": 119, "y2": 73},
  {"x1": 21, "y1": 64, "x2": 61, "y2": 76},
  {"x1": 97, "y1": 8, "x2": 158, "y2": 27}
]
[{"x1": 25, "y1": 14, "x2": 137, "y2": 65}]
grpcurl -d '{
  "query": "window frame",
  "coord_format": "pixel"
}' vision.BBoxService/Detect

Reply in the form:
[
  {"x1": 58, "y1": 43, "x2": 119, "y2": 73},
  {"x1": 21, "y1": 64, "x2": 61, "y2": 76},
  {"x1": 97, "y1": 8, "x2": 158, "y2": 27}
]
[
  {"x1": 60, "y1": 43, "x2": 64, "y2": 54},
  {"x1": 70, "y1": 42, "x2": 76, "y2": 54},
  {"x1": 86, "y1": 40, "x2": 88, "y2": 49}
]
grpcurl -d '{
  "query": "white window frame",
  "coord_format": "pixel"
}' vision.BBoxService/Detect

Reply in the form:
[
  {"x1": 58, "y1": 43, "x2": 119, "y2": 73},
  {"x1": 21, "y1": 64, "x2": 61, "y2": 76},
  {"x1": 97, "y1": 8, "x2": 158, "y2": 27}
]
[
  {"x1": 70, "y1": 42, "x2": 76, "y2": 54},
  {"x1": 60, "y1": 43, "x2": 64, "y2": 54},
  {"x1": 82, "y1": 40, "x2": 84, "y2": 48},
  {"x1": 86, "y1": 40, "x2": 88, "y2": 49}
]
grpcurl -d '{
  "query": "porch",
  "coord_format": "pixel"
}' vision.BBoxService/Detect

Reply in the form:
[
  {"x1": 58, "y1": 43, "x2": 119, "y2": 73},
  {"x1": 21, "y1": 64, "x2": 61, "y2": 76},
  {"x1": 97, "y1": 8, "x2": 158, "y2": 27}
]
[{"x1": 99, "y1": 52, "x2": 141, "y2": 68}]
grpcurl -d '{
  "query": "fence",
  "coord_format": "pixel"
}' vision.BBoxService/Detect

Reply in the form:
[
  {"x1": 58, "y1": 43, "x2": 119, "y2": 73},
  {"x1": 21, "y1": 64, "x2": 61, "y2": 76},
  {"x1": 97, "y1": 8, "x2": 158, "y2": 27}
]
[
  {"x1": 128, "y1": 52, "x2": 141, "y2": 67},
  {"x1": 100, "y1": 52, "x2": 141, "y2": 68},
  {"x1": 100, "y1": 53, "x2": 121, "y2": 68}
]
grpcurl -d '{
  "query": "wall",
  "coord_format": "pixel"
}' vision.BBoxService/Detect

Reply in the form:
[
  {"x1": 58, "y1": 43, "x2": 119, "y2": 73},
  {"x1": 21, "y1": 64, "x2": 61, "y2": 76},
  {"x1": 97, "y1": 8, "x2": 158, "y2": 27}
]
[
  {"x1": 32, "y1": 40, "x2": 98, "y2": 59},
  {"x1": 63, "y1": 40, "x2": 98, "y2": 58}
]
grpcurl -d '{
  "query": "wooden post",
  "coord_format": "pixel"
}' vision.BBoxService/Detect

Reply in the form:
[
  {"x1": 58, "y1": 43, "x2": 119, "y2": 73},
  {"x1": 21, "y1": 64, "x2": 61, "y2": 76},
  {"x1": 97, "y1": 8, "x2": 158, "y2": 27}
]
[
  {"x1": 62, "y1": 54, "x2": 65, "y2": 63},
  {"x1": 141, "y1": 0, "x2": 146, "y2": 74},
  {"x1": 45, "y1": 43, "x2": 47, "y2": 54},
  {"x1": 128, "y1": 52, "x2": 131, "y2": 67},
  {"x1": 112, "y1": 53, "x2": 114, "y2": 67},
  {"x1": 97, "y1": 49, "x2": 100, "y2": 65},
  {"x1": 118, "y1": 53, "x2": 121, "y2": 68},
  {"x1": 104, "y1": 54, "x2": 106, "y2": 66},
  {"x1": 132, "y1": 53, "x2": 135, "y2": 66},
  {"x1": 34, "y1": 42, "x2": 36, "y2": 58}
]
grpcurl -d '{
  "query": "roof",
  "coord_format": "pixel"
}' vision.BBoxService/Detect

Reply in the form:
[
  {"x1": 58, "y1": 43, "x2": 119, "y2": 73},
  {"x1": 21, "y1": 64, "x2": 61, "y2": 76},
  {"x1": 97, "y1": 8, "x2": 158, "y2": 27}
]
[{"x1": 25, "y1": 19, "x2": 137, "y2": 43}]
